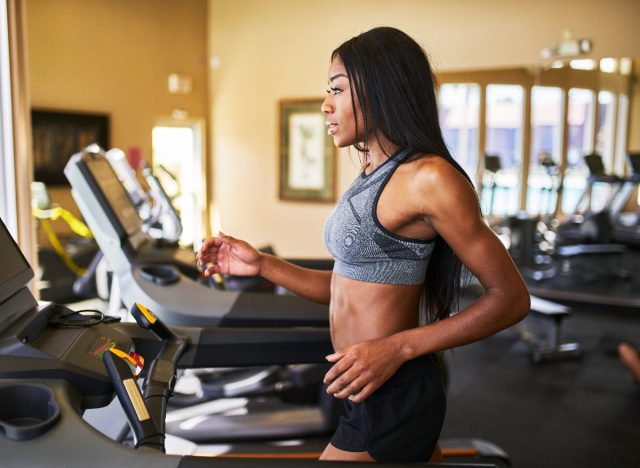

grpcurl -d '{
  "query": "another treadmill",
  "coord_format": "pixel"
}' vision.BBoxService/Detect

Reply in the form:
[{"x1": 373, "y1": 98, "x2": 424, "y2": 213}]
[
  {"x1": 105, "y1": 147, "x2": 183, "y2": 244},
  {"x1": 610, "y1": 152, "x2": 640, "y2": 247},
  {"x1": 64, "y1": 146, "x2": 328, "y2": 328}
]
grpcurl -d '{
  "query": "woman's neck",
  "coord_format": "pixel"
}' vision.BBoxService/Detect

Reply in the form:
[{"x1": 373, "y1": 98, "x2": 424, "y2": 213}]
[{"x1": 362, "y1": 136, "x2": 399, "y2": 172}]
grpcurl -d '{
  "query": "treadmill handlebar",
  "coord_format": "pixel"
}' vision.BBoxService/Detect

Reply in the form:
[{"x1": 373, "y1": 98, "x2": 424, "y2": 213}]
[
  {"x1": 131, "y1": 302, "x2": 180, "y2": 343},
  {"x1": 103, "y1": 305, "x2": 188, "y2": 452},
  {"x1": 128, "y1": 302, "x2": 187, "y2": 432},
  {"x1": 103, "y1": 349, "x2": 165, "y2": 451}
]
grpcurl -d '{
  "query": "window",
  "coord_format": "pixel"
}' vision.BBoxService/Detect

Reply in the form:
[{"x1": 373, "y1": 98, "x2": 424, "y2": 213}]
[
  {"x1": 527, "y1": 86, "x2": 563, "y2": 215},
  {"x1": 587, "y1": 90, "x2": 618, "y2": 212},
  {"x1": 562, "y1": 88, "x2": 595, "y2": 213},
  {"x1": 439, "y1": 65, "x2": 633, "y2": 220},
  {"x1": 614, "y1": 94, "x2": 629, "y2": 176},
  {"x1": 485, "y1": 84, "x2": 524, "y2": 216},
  {"x1": 569, "y1": 59, "x2": 597, "y2": 71},
  {"x1": 439, "y1": 83, "x2": 480, "y2": 183},
  {"x1": 596, "y1": 90, "x2": 616, "y2": 172}
]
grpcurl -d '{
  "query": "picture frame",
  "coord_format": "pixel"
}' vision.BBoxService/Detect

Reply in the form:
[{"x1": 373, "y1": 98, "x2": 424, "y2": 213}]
[
  {"x1": 278, "y1": 99, "x2": 335, "y2": 202},
  {"x1": 31, "y1": 109, "x2": 110, "y2": 185}
]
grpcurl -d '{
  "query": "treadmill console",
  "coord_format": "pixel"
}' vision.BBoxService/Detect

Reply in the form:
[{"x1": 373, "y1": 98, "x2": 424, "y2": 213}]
[
  {"x1": 0, "y1": 218, "x2": 133, "y2": 408},
  {"x1": 0, "y1": 220, "x2": 33, "y2": 305},
  {"x1": 71, "y1": 148, "x2": 147, "y2": 253},
  {"x1": 65, "y1": 147, "x2": 198, "y2": 280}
]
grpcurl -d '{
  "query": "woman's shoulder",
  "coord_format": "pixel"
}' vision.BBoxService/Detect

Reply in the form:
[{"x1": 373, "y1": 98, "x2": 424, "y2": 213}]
[
  {"x1": 401, "y1": 153, "x2": 479, "y2": 215},
  {"x1": 405, "y1": 153, "x2": 470, "y2": 188}
]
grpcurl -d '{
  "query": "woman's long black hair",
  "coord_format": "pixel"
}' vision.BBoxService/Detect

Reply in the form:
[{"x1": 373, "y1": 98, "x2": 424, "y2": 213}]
[{"x1": 332, "y1": 26, "x2": 477, "y2": 322}]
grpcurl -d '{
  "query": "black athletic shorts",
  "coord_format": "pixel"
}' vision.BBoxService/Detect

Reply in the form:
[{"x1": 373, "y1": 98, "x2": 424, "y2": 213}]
[{"x1": 329, "y1": 354, "x2": 446, "y2": 462}]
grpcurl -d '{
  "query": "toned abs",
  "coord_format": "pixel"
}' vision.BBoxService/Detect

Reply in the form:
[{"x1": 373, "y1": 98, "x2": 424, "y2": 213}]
[{"x1": 329, "y1": 274, "x2": 423, "y2": 351}]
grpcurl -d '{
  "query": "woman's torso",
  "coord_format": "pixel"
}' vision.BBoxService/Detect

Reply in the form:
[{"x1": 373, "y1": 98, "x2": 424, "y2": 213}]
[{"x1": 324, "y1": 150, "x2": 439, "y2": 350}]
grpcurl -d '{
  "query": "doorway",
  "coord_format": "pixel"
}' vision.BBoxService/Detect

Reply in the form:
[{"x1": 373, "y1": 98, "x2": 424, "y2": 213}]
[{"x1": 151, "y1": 120, "x2": 206, "y2": 248}]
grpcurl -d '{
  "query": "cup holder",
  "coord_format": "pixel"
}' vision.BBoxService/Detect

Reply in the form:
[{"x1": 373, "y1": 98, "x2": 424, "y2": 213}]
[
  {"x1": 139, "y1": 264, "x2": 180, "y2": 286},
  {"x1": 0, "y1": 384, "x2": 60, "y2": 441}
]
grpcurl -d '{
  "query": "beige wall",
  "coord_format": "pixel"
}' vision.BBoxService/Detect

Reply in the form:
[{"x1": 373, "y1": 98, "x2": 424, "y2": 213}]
[
  {"x1": 26, "y1": 0, "x2": 208, "y2": 234},
  {"x1": 208, "y1": 0, "x2": 640, "y2": 257},
  {"x1": 28, "y1": 0, "x2": 208, "y2": 159}
]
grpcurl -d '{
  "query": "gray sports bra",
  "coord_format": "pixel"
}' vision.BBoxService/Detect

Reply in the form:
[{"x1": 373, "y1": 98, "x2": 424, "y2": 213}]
[{"x1": 323, "y1": 148, "x2": 435, "y2": 285}]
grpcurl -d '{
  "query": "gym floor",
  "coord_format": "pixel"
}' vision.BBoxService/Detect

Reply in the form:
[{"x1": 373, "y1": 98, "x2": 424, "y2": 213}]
[
  {"x1": 437, "y1": 250, "x2": 640, "y2": 468},
  {"x1": 441, "y1": 304, "x2": 640, "y2": 468}
]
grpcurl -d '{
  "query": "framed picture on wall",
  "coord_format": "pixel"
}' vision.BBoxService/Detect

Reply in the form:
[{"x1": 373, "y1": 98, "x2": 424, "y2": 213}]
[
  {"x1": 31, "y1": 109, "x2": 110, "y2": 185},
  {"x1": 279, "y1": 99, "x2": 335, "y2": 202}
]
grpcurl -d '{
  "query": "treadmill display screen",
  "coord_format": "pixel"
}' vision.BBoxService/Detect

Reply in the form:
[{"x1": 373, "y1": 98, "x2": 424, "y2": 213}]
[
  {"x1": 0, "y1": 218, "x2": 33, "y2": 304},
  {"x1": 83, "y1": 156, "x2": 143, "y2": 240}
]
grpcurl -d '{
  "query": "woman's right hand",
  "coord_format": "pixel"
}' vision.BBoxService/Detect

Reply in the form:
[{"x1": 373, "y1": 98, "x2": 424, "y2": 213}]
[{"x1": 197, "y1": 233, "x2": 262, "y2": 277}]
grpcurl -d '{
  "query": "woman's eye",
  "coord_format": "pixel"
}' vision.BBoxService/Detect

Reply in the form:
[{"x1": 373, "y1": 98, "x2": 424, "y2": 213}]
[{"x1": 328, "y1": 86, "x2": 342, "y2": 95}]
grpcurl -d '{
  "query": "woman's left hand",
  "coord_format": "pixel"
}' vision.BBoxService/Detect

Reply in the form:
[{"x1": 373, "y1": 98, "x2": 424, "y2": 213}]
[{"x1": 323, "y1": 338, "x2": 405, "y2": 403}]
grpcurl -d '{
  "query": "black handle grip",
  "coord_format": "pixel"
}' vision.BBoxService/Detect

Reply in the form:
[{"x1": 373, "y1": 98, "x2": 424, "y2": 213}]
[{"x1": 102, "y1": 349, "x2": 164, "y2": 451}]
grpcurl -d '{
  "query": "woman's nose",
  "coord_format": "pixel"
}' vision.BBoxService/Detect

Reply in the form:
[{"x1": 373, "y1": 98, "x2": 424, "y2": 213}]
[{"x1": 321, "y1": 96, "x2": 332, "y2": 114}]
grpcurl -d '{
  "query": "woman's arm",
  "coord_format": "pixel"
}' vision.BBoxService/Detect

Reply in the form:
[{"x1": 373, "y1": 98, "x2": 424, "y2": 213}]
[
  {"x1": 259, "y1": 254, "x2": 332, "y2": 304},
  {"x1": 198, "y1": 234, "x2": 332, "y2": 304},
  {"x1": 392, "y1": 157, "x2": 530, "y2": 357}
]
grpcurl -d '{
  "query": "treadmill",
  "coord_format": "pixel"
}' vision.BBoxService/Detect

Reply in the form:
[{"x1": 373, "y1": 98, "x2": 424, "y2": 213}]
[
  {"x1": 105, "y1": 147, "x2": 183, "y2": 244},
  {"x1": 64, "y1": 146, "x2": 329, "y2": 328},
  {"x1": 610, "y1": 152, "x2": 640, "y2": 247},
  {"x1": 109, "y1": 149, "x2": 333, "y2": 292},
  {"x1": 66, "y1": 145, "x2": 337, "y2": 444},
  {"x1": 0, "y1": 218, "x2": 496, "y2": 468}
]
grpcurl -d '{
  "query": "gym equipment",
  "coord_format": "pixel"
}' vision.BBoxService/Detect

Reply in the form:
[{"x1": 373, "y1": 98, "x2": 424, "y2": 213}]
[
  {"x1": 507, "y1": 154, "x2": 631, "y2": 284},
  {"x1": 31, "y1": 181, "x2": 100, "y2": 302},
  {"x1": 466, "y1": 281, "x2": 582, "y2": 364},
  {"x1": 481, "y1": 154, "x2": 504, "y2": 226},
  {"x1": 65, "y1": 146, "x2": 337, "y2": 443},
  {"x1": 535, "y1": 152, "x2": 560, "y2": 219},
  {"x1": 499, "y1": 156, "x2": 560, "y2": 282},
  {"x1": 549, "y1": 154, "x2": 630, "y2": 282},
  {"x1": 555, "y1": 153, "x2": 624, "y2": 245},
  {"x1": 107, "y1": 145, "x2": 335, "y2": 294},
  {"x1": 518, "y1": 296, "x2": 582, "y2": 363},
  {"x1": 0, "y1": 217, "x2": 499, "y2": 467},
  {"x1": 106, "y1": 147, "x2": 183, "y2": 244},
  {"x1": 502, "y1": 214, "x2": 557, "y2": 281},
  {"x1": 64, "y1": 146, "x2": 329, "y2": 328},
  {"x1": 143, "y1": 164, "x2": 184, "y2": 243},
  {"x1": 609, "y1": 152, "x2": 640, "y2": 247},
  {"x1": 71, "y1": 147, "x2": 190, "y2": 301}
]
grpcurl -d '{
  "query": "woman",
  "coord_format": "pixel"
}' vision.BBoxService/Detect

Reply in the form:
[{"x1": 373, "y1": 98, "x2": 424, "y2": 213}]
[{"x1": 198, "y1": 26, "x2": 530, "y2": 463}]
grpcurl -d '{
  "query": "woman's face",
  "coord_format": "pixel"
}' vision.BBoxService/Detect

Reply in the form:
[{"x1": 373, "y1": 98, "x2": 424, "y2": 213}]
[{"x1": 321, "y1": 57, "x2": 365, "y2": 148}]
